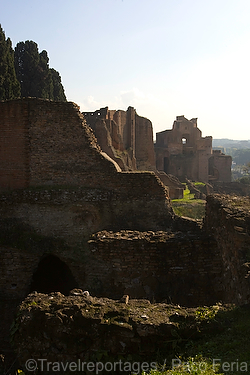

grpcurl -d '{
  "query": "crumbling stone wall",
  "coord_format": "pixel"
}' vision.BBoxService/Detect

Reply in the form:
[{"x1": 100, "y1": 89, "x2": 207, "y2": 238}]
[
  {"x1": 83, "y1": 106, "x2": 184, "y2": 198},
  {"x1": 0, "y1": 99, "x2": 173, "y2": 364},
  {"x1": 12, "y1": 292, "x2": 224, "y2": 372},
  {"x1": 0, "y1": 98, "x2": 122, "y2": 190},
  {"x1": 87, "y1": 230, "x2": 223, "y2": 306},
  {"x1": 83, "y1": 106, "x2": 156, "y2": 172},
  {"x1": 212, "y1": 181, "x2": 250, "y2": 196},
  {"x1": 205, "y1": 194, "x2": 250, "y2": 305}
]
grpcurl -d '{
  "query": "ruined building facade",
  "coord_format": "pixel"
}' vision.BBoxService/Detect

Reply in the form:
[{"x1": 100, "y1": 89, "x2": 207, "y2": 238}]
[
  {"x1": 83, "y1": 106, "x2": 156, "y2": 172},
  {"x1": 84, "y1": 110, "x2": 231, "y2": 192},
  {"x1": 155, "y1": 115, "x2": 232, "y2": 183},
  {"x1": 83, "y1": 107, "x2": 184, "y2": 198}
]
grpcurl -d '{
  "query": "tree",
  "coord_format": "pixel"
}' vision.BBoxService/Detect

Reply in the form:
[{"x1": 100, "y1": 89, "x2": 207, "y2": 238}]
[
  {"x1": 242, "y1": 162, "x2": 250, "y2": 175},
  {"x1": 14, "y1": 40, "x2": 66, "y2": 101},
  {"x1": 50, "y1": 68, "x2": 66, "y2": 101},
  {"x1": 0, "y1": 25, "x2": 20, "y2": 100}
]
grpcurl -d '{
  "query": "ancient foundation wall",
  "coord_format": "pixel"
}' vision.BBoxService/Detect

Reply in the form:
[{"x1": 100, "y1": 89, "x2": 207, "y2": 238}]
[
  {"x1": 87, "y1": 230, "x2": 223, "y2": 306},
  {"x1": 205, "y1": 194, "x2": 250, "y2": 304},
  {"x1": 12, "y1": 293, "x2": 226, "y2": 372},
  {"x1": 2, "y1": 194, "x2": 250, "y2": 364}
]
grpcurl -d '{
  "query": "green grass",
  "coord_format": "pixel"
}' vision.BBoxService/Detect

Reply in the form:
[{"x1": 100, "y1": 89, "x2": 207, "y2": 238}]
[
  {"x1": 183, "y1": 187, "x2": 194, "y2": 200},
  {"x1": 171, "y1": 189, "x2": 195, "y2": 202},
  {"x1": 171, "y1": 183, "x2": 206, "y2": 219},
  {"x1": 171, "y1": 200, "x2": 206, "y2": 219},
  {"x1": 142, "y1": 304, "x2": 250, "y2": 375},
  {"x1": 194, "y1": 182, "x2": 206, "y2": 187},
  {"x1": 142, "y1": 357, "x2": 223, "y2": 374}
]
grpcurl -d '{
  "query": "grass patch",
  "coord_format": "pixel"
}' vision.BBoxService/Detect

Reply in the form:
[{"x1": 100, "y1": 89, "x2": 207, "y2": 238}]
[
  {"x1": 171, "y1": 200, "x2": 206, "y2": 219},
  {"x1": 194, "y1": 182, "x2": 206, "y2": 187},
  {"x1": 142, "y1": 304, "x2": 250, "y2": 375},
  {"x1": 172, "y1": 189, "x2": 195, "y2": 202},
  {"x1": 171, "y1": 183, "x2": 206, "y2": 219},
  {"x1": 143, "y1": 357, "x2": 223, "y2": 374},
  {"x1": 183, "y1": 187, "x2": 194, "y2": 200}
]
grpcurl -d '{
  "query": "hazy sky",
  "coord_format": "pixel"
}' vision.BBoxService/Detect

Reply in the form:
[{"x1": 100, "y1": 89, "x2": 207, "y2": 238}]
[{"x1": 2, "y1": 0, "x2": 250, "y2": 139}]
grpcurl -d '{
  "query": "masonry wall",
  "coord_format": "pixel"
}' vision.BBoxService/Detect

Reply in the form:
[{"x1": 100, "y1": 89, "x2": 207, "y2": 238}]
[
  {"x1": 135, "y1": 114, "x2": 156, "y2": 171},
  {"x1": 0, "y1": 100, "x2": 242, "y2": 367},
  {"x1": 0, "y1": 100, "x2": 30, "y2": 189},
  {"x1": 205, "y1": 194, "x2": 250, "y2": 304},
  {"x1": 84, "y1": 106, "x2": 156, "y2": 172},
  {"x1": 27, "y1": 99, "x2": 121, "y2": 187},
  {"x1": 210, "y1": 154, "x2": 232, "y2": 182},
  {"x1": 2, "y1": 193, "x2": 250, "y2": 363},
  {"x1": 87, "y1": 230, "x2": 223, "y2": 306},
  {"x1": 155, "y1": 116, "x2": 231, "y2": 183}
]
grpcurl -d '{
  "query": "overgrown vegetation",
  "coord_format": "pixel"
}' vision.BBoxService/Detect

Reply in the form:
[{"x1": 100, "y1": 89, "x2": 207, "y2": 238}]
[
  {"x1": 142, "y1": 304, "x2": 250, "y2": 375},
  {"x1": 171, "y1": 184, "x2": 206, "y2": 219},
  {"x1": 14, "y1": 303, "x2": 250, "y2": 374}
]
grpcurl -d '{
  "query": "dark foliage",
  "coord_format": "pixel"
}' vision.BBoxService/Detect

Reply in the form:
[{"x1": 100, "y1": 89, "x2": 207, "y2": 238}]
[
  {"x1": 14, "y1": 40, "x2": 66, "y2": 101},
  {"x1": 0, "y1": 25, "x2": 21, "y2": 100}
]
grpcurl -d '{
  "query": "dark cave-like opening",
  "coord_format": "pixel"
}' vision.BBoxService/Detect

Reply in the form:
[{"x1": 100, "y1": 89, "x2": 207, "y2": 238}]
[{"x1": 29, "y1": 254, "x2": 78, "y2": 295}]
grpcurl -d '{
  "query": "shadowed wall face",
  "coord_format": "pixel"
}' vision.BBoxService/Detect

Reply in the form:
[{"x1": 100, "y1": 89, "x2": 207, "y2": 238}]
[{"x1": 0, "y1": 101, "x2": 30, "y2": 189}]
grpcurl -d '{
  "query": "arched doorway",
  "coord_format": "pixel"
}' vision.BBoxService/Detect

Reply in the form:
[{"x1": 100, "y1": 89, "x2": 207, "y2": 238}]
[{"x1": 29, "y1": 255, "x2": 78, "y2": 295}]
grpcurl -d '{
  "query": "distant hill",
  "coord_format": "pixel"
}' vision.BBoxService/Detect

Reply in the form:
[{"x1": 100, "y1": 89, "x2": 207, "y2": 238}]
[
  {"x1": 213, "y1": 139, "x2": 250, "y2": 149},
  {"x1": 212, "y1": 139, "x2": 250, "y2": 169}
]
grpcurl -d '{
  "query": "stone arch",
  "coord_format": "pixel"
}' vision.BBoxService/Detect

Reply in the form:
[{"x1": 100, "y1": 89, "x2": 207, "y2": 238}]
[{"x1": 29, "y1": 254, "x2": 78, "y2": 295}]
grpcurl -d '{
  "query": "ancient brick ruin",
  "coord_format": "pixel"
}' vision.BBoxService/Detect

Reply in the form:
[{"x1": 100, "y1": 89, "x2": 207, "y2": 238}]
[
  {"x1": 155, "y1": 115, "x2": 232, "y2": 183},
  {"x1": 83, "y1": 109, "x2": 232, "y2": 199},
  {"x1": 0, "y1": 99, "x2": 247, "y2": 370},
  {"x1": 83, "y1": 106, "x2": 156, "y2": 172}
]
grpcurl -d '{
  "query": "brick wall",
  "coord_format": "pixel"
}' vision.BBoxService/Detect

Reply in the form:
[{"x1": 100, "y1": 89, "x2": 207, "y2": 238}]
[
  {"x1": 27, "y1": 99, "x2": 119, "y2": 187},
  {"x1": 135, "y1": 114, "x2": 156, "y2": 171},
  {"x1": 87, "y1": 230, "x2": 223, "y2": 306},
  {"x1": 205, "y1": 194, "x2": 250, "y2": 304},
  {"x1": 0, "y1": 100, "x2": 30, "y2": 189},
  {"x1": 2, "y1": 193, "x2": 250, "y2": 361},
  {"x1": 210, "y1": 154, "x2": 232, "y2": 182}
]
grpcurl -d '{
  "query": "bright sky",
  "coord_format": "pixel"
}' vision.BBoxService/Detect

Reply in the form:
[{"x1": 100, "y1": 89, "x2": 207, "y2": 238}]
[{"x1": 2, "y1": 0, "x2": 250, "y2": 140}]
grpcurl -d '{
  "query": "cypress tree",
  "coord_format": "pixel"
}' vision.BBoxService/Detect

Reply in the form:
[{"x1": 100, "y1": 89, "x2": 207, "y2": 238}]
[
  {"x1": 0, "y1": 25, "x2": 20, "y2": 100},
  {"x1": 50, "y1": 68, "x2": 66, "y2": 101},
  {"x1": 14, "y1": 40, "x2": 66, "y2": 101}
]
